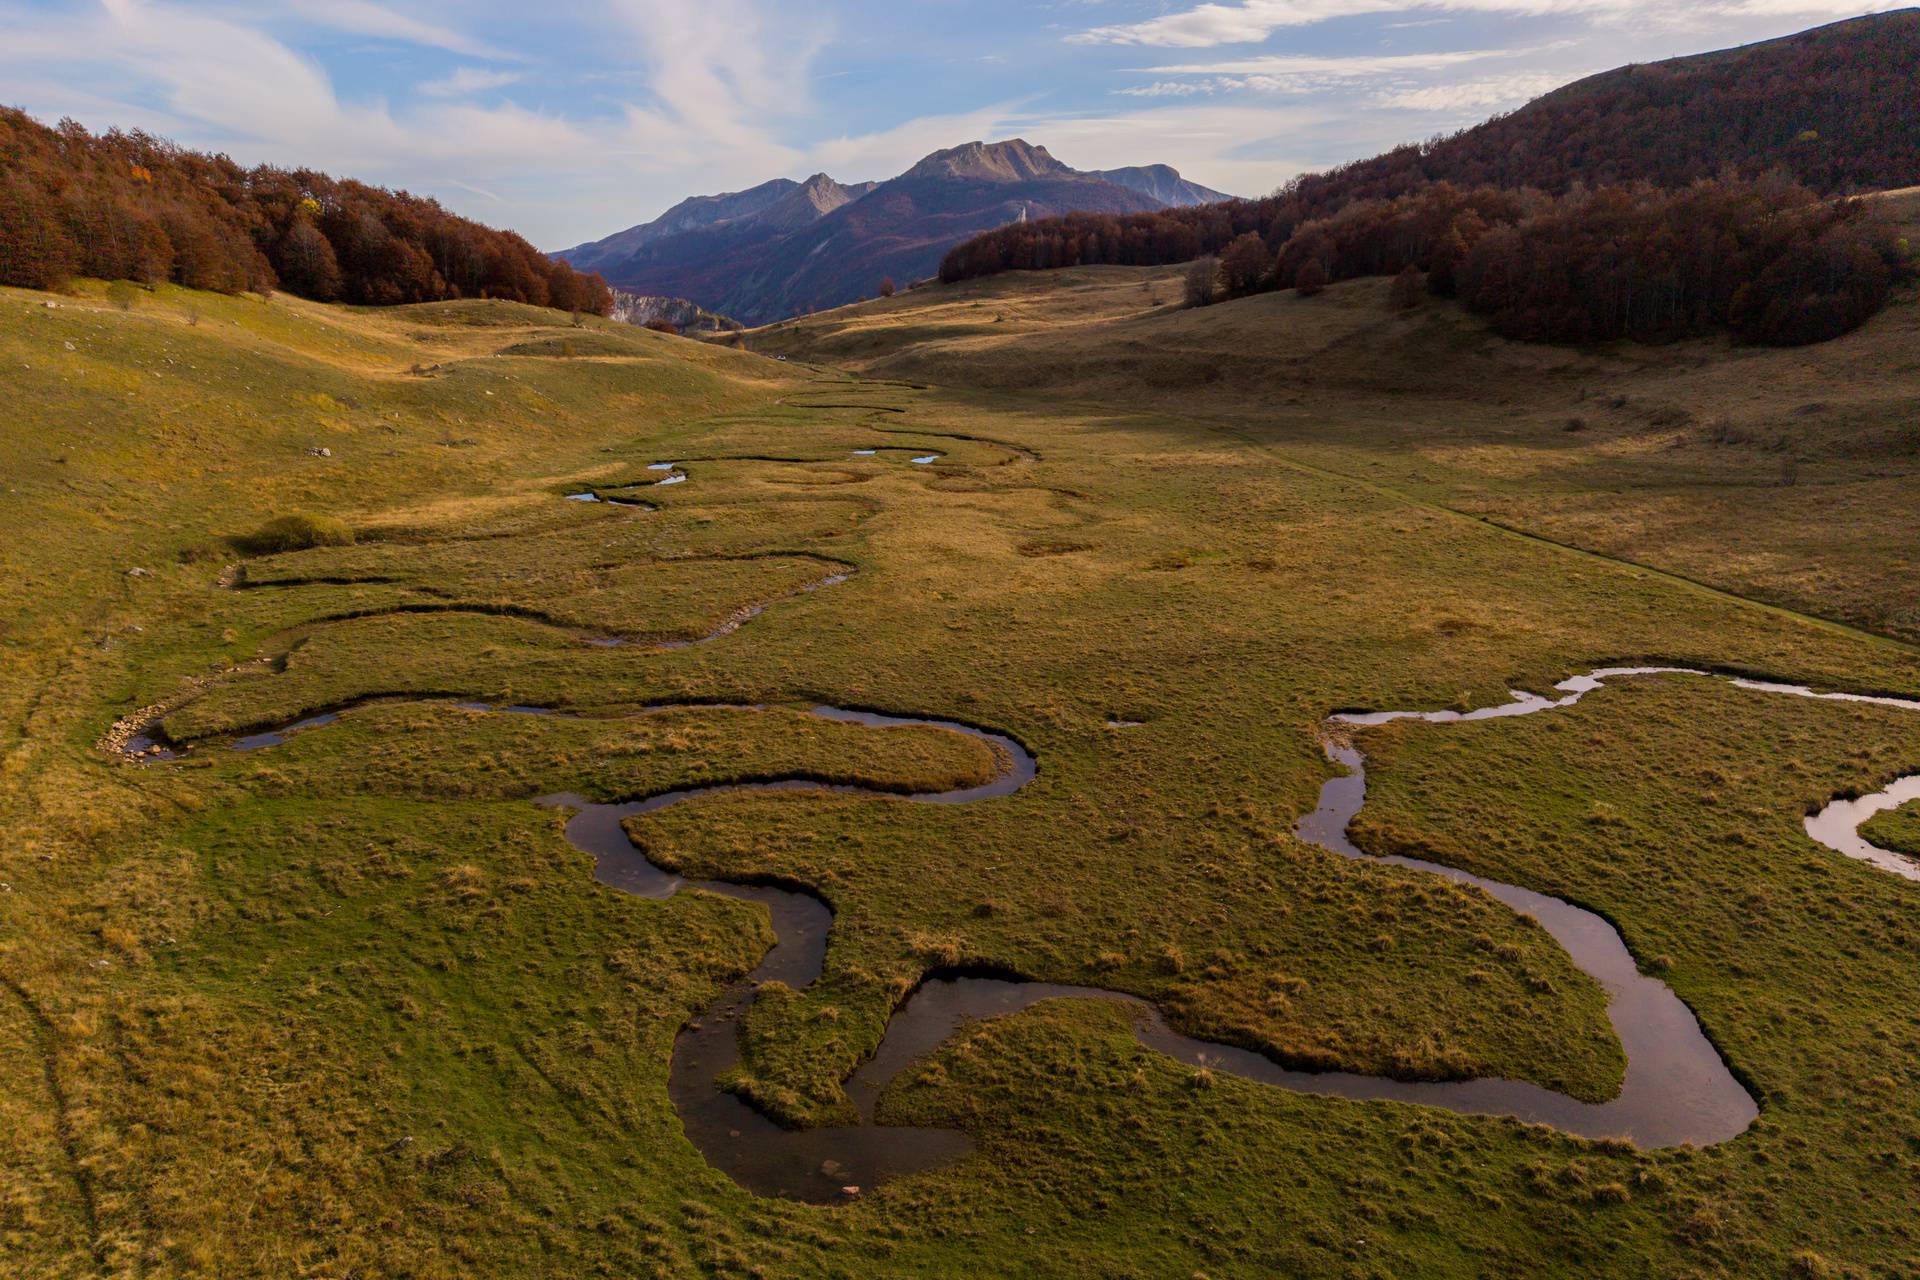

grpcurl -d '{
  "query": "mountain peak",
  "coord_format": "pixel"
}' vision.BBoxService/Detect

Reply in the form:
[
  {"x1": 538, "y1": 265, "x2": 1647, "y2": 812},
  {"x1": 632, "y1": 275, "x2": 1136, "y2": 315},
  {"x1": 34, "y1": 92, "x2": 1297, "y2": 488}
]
[{"x1": 906, "y1": 139, "x2": 1071, "y2": 183}]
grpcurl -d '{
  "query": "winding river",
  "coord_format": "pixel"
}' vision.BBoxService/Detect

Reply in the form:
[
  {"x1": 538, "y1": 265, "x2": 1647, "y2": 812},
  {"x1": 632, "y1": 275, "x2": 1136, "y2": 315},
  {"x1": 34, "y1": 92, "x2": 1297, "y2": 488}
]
[{"x1": 113, "y1": 661, "x2": 1920, "y2": 1201}]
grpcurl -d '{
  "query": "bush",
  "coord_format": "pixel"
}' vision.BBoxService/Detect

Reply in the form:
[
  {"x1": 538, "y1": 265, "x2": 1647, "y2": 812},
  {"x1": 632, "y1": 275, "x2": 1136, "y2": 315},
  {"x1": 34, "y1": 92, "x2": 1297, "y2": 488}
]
[
  {"x1": 1294, "y1": 260, "x2": 1329, "y2": 297},
  {"x1": 232, "y1": 513, "x2": 355, "y2": 555},
  {"x1": 642, "y1": 318, "x2": 680, "y2": 336}
]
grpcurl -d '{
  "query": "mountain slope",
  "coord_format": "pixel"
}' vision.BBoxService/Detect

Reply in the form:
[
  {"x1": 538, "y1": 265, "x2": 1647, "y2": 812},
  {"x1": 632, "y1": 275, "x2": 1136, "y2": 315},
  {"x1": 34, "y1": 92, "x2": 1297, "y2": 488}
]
[
  {"x1": 1091, "y1": 164, "x2": 1237, "y2": 207},
  {"x1": 1295, "y1": 8, "x2": 1920, "y2": 202},
  {"x1": 572, "y1": 140, "x2": 1196, "y2": 323},
  {"x1": 941, "y1": 11, "x2": 1920, "y2": 289},
  {"x1": 556, "y1": 178, "x2": 803, "y2": 274}
]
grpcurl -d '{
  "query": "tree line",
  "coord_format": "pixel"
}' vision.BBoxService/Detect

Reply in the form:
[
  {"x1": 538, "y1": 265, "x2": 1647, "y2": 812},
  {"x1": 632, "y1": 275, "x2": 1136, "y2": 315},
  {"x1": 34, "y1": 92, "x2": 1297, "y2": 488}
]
[
  {"x1": 0, "y1": 108, "x2": 612, "y2": 314},
  {"x1": 944, "y1": 175, "x2": 1908, "y2": 345}
]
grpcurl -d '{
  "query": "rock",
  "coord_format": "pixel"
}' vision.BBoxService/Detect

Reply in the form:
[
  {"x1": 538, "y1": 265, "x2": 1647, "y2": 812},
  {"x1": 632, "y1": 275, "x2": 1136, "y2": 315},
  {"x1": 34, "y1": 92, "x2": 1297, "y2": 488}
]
[
  {"x1": 63, "y1": 341, "x2": 75, "y2": 351},
  {"x1": 126, "y1": 566, "x2": 151, "y2": 578},
  {"x1": 307, "y1": 446, "x2": 332, "y2": 457},
  {"x1": 839, "y1": 1185, "x2": 861, "y2": 1199},
  {"x1": 820, "y1": 1160, "x2": 844, "y2": 1178}
]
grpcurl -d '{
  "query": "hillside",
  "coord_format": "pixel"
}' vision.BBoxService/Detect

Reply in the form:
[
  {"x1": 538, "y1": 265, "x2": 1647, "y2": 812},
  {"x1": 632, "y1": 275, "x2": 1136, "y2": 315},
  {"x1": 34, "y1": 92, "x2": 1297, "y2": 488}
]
[
  {"x1": 745, "y1": 188, "x2": 1920, "y2": 642},
  {"x1": 941, "y1": 11, "x2": 1920, "y2": 297},
  {"x1": 1315, "y1": 8, "x2": 1920, "y2": 199},
  {"x1": 565, "y1": 140, "x2": 1222, "y2": 324},
  {"x1": 0, "y1": 108, "x2": 611, "y2": 313}
]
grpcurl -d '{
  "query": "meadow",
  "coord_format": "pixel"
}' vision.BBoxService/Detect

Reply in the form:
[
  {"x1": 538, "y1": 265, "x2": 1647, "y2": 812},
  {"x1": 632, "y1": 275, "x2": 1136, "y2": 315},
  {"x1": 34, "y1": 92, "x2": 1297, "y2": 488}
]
[{"x1": 4, "y1": 267, "x2": 1919, "y2": 1276}]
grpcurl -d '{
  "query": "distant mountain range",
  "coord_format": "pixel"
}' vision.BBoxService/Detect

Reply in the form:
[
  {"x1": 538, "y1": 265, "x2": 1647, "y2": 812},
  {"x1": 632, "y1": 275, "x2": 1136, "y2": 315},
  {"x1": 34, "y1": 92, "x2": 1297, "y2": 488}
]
[{"x1": 555, "y1": 140, "x2": 1236, "y2": 325}]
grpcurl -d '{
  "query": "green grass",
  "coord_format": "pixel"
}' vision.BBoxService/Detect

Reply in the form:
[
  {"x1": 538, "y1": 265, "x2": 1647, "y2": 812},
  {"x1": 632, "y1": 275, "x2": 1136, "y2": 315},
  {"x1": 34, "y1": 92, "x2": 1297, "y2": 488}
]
[
  {"x1": 6, "y1": 276, "x2": 1920, "y2": 1276},
  {"x1": 1352, "y1": 676, "x2": 1920, "y2": 1275},
  {"x1": 1861, "y1": 799, "x2": 1920, "y2": 859}
]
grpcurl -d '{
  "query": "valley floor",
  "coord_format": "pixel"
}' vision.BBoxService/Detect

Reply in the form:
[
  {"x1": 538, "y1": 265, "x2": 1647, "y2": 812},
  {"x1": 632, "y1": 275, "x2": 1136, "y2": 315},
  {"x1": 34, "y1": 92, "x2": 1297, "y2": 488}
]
[{"x1": 4, "y1": 274, "x2": 1920, "y2": 1277}]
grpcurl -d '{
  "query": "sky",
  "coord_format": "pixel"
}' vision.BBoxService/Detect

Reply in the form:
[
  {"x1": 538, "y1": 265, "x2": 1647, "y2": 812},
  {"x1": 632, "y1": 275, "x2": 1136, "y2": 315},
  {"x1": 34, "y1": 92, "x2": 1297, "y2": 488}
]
[{"x1": 0, "y1": 0, "x2": 1900, "y2": 250}]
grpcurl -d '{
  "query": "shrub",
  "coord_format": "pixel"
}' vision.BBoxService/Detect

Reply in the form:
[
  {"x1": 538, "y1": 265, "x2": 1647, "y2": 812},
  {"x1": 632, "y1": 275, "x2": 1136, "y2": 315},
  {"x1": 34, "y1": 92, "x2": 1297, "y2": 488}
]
[
  {"x1": 642, "y1": 318, "x2": 680, "y2": 336},
  {"x1": 232, "y1": 513, "x2": 355, "y2": 555},
  {"x1": 1295, "y1": 260, "x2": 1329, "y2": 297}
]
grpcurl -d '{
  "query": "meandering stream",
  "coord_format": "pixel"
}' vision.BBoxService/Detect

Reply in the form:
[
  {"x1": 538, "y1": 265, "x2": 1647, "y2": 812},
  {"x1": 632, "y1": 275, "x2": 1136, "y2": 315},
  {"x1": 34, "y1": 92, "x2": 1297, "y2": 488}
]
[{"x1": 114, "y1": 654, "x2": 1920, "y2": 1200}]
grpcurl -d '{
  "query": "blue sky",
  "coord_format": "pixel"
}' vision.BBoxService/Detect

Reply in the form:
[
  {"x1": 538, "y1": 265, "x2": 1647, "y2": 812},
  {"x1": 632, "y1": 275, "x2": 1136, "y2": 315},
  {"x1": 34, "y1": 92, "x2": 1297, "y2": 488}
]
[{"x1": 0, "y1": 0, "x2": 1898, "y2": 249}]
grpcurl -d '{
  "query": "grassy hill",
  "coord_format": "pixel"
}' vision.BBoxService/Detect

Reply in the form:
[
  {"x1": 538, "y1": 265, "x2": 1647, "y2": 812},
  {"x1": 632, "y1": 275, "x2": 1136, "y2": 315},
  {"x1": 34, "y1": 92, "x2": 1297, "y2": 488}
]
[{"x1": 7, "y1": 265, "x2": 1920, "y2": 1277}]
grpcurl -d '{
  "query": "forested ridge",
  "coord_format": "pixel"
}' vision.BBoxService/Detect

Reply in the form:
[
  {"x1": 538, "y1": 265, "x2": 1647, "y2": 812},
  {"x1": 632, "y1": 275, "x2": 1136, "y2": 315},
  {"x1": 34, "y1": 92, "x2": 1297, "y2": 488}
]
[
  {"x1": 0, "y1": 108, "x2": 612, "y2": 314},
  {"x1": 938, "y1": 11, "x2": 1920, "y2": 345}
]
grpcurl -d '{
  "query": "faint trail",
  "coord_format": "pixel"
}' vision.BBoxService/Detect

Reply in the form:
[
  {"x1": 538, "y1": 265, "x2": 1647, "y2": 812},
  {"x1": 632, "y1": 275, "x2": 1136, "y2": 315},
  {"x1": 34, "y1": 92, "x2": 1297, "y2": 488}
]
[{"x1": 2, "y1": 974, "x2": 106, "y2": 1271}]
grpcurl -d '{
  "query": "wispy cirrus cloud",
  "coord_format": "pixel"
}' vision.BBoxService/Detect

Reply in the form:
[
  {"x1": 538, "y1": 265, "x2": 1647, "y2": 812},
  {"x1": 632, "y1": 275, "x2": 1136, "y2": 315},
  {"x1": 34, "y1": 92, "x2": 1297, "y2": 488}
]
[
  {"x1": 1113, "y1": 44, "x2": 1568, "y2": 104},
  {"x1": 1072, "y1": 0, "x2": 1898, "y2": 46},
  {"x1": 418, "y1": 67, "x2": 526, "y2": 98},
  {"x1": 1373, "y1": 69, "x2": 1574, "y2": 109},
  {"x1": 278, "y1": 0, "x2": 524, "y2": 60},
  {"x1": 1139, "y1": 46, "x2": 1554, "y2": 75}
]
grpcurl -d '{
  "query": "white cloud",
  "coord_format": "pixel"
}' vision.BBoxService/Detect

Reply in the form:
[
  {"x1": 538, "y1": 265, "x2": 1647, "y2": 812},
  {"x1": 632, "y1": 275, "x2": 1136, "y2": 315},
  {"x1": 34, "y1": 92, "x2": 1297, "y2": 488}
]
[
  {"x1": 1113, "y1": 44, "x2": 1568, "y2": 101},
  {"x1": 1073, "y1": 0, "x2": 1898, "y2": 47},
  {"x1": 1116, "y1": 81, "x2": 1218, "y2": 97},
  {"x1": 1373, "y1": 69, "x2": 1572, "y2": 109},
  {"x1": 1141, "y1": 47, "x2": 1547, "y2": 74},
  {"x1": 602, "y1": 0, "x2": 819, "y2": 174},
  {"x1": 278, "y1": 0, "x2": 522, "y2": 61},
  {"x1": 419, "y1": 67, "x2": 526, "y2": 98}
]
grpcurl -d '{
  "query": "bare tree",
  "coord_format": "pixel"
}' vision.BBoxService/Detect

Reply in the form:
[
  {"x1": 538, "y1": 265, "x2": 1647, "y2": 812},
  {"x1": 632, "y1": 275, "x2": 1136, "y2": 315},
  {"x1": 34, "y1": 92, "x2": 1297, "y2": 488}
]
[{"x1": 1183, "y1": 256, "x2": 1218, "y2": 308}]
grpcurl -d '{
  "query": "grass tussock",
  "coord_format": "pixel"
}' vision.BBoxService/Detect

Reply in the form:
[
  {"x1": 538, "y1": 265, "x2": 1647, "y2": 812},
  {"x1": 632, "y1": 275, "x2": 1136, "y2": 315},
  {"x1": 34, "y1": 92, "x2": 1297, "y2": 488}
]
[{"x1": 232, "y1": 513, "x2": 356, "y2": 555}]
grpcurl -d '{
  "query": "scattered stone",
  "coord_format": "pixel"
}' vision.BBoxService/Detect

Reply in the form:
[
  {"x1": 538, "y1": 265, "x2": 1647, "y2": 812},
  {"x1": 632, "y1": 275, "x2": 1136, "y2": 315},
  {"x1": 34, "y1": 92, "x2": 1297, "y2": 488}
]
[
  {"x1": 126, "y1": 566, "x2": 151, "y2": 578},
  {"x1": 307, "y1": 446, "x2": 332, "y2": 457},
  {"x1": 63, "y1": 341, "x2": 75, "y2": 351}
]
